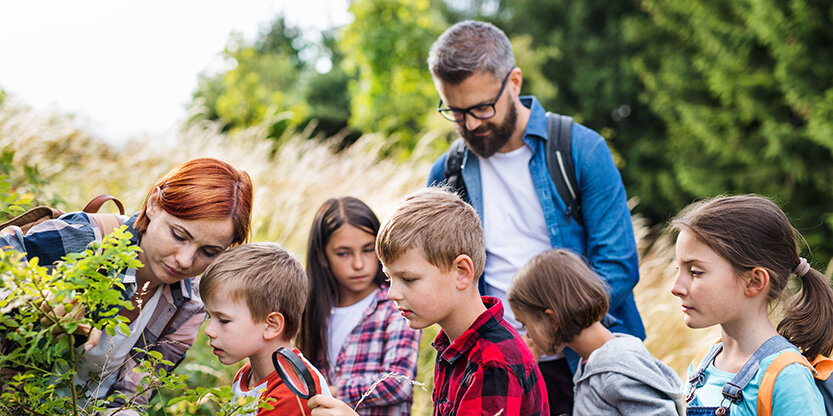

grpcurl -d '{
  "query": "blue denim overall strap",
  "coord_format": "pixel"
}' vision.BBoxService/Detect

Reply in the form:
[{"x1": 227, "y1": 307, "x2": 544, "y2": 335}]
[
  {"x1": 687, "y1": 342, "x2": 725, "y2": 404},
  {"x1": 687, "y1": 407, "x2": 728, "y2": 416},
  {"x1": 686, "y1": 336, "x2": 795, "y2": 416}
]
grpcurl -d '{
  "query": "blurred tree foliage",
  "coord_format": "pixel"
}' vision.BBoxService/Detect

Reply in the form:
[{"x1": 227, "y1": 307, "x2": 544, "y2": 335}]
[
  {"x1": 629, "y1": 0, "x2": 833, "y2": 260},
  {"x1": 188, "y1": 0, "x2": 833, "y2": 260},
  {"x1": 339, "y1": 0, "x2": 449, "y2": 151},
  {"x1": 478, "y1": 0, "x2": 675, "y2": 224},
  {"x1": 190, "y1": 17, "x2": 356, "y2": 141}
]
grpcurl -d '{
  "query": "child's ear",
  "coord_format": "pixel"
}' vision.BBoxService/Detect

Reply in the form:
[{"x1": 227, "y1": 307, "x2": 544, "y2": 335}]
[
  {"x1": 453, "y1": 254, "x2": 476, "y2": 290},
  {"x1": 263, "y1": 312, "x2": 285, "y2": 341},
  {"x1": 744, "y1": 267, "x2": 770, "y2": 297},
  {"x1": 543, "y1": 309, "x2": 560, "y2": 332}
]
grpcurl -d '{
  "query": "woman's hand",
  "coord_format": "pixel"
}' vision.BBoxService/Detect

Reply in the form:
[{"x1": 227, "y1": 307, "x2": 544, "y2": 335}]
[
  {"x1": 308, "y1": 394, "x2": 358, "y2": 416},
  {"x1": 38, "y1": 293, "x2": 84, "y2": 328},
  {"x1": 37, "y1": 292, "x2": 101, "y2": 350},
  {"x1": 84, "y1": 327, "x2": 102, "y2": 351}
]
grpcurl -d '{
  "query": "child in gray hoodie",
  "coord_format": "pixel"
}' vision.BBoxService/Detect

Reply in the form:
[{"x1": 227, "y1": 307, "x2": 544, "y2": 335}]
[{"x1": 508, "y1": 249, "x2": 684, "y2": 416}]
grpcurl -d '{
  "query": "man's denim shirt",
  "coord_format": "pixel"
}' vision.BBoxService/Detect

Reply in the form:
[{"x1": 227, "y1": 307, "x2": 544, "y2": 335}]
[{"x1": 428, "y1": 96, "x2": 645, "y2": 341}]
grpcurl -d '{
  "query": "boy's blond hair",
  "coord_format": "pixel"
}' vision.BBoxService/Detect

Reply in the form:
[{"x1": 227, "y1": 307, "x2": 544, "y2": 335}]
[
  {"x1": 200, "y1": 242, "x2": 307, "y2": 339},
  {"x1": 377, "y1": 187, "x2": 485, "y2": 278}
]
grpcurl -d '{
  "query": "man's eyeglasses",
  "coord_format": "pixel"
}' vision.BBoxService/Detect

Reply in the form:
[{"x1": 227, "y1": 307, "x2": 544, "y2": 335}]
[{"x1": 437, "y1": 69, "x2": 513, "y2": 122}]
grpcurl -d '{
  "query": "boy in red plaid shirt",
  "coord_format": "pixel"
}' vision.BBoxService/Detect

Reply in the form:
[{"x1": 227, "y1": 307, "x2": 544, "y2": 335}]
[{"x1": 309, "y1": 188, "x2": 548, "y2": 416}]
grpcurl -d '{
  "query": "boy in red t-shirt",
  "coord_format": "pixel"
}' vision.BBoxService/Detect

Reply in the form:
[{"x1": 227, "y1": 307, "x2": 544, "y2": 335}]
[{"x1": 201, "y1": 242, "x2": 330, "y2": 415}]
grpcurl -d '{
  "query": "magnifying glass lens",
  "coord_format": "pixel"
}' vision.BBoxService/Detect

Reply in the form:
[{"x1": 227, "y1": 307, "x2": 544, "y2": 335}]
[
  {"x1": 275, "y1": 354, "x2": 310, "y2": 396},
  {"x1": 272, "y1": 347, "x2": 317, "y2": 399}
]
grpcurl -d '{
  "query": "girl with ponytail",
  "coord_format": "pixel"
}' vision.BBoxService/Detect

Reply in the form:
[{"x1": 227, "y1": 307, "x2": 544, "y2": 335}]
[{"x1": 671, "y1": 195, "x2": 833, "y2": 416}]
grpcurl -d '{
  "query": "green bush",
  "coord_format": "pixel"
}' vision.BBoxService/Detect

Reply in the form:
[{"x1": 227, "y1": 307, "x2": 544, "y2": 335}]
[
  {"x1": 0, "y1": 168, "x2": 263, "y2": 415},
  {"x1": 629, "y1": 0, "x2": 833, "y2": 260}
]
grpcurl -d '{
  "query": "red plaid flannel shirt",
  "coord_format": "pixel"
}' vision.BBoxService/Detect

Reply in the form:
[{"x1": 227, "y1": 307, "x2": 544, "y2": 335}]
[
  {"x1": 432, "y1": 297, "x2": 549, "y2": 416},
  {"x1": 325, "y1": 287, "x2": 421, "y2": 416}
]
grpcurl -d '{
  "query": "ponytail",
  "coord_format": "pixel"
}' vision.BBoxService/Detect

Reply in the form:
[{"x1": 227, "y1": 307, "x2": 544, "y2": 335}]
[
  {"x1": 672, "y1": 195, "x2": 833, "y2": 359},
  {"x1": 778, "y1": 265, "x2": 833, "y2": 358}
]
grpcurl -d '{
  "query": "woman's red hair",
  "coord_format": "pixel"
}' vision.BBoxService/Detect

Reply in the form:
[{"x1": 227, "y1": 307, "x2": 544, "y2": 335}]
[{"x1": 135, "y1": 158, "x2": 253, "y2": 245}]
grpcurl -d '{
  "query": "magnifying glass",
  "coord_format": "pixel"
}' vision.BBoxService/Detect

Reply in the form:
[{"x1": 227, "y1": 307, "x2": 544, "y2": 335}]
[{"x1": 272, "y1": 347, "x2": 318, "y2": 399}]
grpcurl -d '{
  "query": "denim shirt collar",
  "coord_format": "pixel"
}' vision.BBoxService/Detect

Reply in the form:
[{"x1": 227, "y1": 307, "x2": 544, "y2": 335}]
[{"x1": 520, "y1": 95, "x2": 548, "y2": 146}]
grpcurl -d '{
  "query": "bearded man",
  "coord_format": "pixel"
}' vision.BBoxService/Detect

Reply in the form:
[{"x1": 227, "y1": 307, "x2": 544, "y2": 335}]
[{"x1": 426, "y1": 21, "x2": 646, "y2": 416}]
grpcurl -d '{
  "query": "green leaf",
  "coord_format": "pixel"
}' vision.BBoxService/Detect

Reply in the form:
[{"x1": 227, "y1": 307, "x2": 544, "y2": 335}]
[{"x1": 118, "y1": 321, "x2": 130, "y2": 336}]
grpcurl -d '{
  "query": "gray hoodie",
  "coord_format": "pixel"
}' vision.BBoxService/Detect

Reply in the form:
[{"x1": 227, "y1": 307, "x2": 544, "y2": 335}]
[{"x1": 572, "y1": 333, "x2": 684, "y2": 416}]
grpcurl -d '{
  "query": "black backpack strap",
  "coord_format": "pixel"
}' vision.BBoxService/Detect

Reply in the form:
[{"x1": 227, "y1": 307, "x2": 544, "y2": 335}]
[
  {"x1": 443, "y1": 138, "x2": 469, "y2": 201},
  {"x1": 545, "y1": 112, "x2": 582, "y2": 225}
]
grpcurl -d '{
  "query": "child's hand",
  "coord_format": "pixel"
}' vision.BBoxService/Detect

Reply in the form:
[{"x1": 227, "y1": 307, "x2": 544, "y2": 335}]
[
  {"x1": 523, "y1": 332, "x2": 543, "y2": 362},
  {"x1": 328, "y1": 384, "x2": 338, "y2": 397},
  {"x1": 308, "y1": 394, "x2": 358, "y2": 416}
]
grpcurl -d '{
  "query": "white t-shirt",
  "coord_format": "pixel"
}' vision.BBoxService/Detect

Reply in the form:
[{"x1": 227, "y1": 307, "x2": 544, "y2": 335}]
[
  {"x1": 327, "y1": 290, "x2": 376, "y2": 367},
  {"x1": 480, "y1": 144, "x2": 551, "y2": 329}
]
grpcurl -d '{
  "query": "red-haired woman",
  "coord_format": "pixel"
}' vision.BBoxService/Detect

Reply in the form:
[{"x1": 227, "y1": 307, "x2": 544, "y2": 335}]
[{"x1": 0, "y1": 157, "x2": 253, "y2": 414}]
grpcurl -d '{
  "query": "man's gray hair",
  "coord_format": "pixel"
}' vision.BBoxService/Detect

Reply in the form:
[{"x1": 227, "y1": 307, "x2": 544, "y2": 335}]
[{"x1": 428, "y1": 20, "x2": 515, "y2": 85}]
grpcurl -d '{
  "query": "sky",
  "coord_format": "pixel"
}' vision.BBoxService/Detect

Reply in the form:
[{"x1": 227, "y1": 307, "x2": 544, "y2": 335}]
[{"x1": 0, "y1": 0, "x2": 351, "y2": 145}]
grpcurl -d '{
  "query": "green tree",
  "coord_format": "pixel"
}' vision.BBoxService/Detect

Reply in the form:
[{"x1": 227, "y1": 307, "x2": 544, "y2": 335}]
[
  {"x1": 302, "y1": 29, "x2": 360, "y2": 146},
  {"x1": 481, "y1": 0, "x2": 674, "y2": 222},
  {"x1": 0, "y1": 227, "x2": 140, "y2": 415},
  {"x1": 0, "y1": 171, "x2": 262, "y2": 415},
  {"x1": 629, "y1": 0, "x2": 833, "y2": 259},
  {"x1": 190, "y1": 16, "x2": 357, "y2": 143},
  {"x1": 190, "y1": 17, "x2": 310, "y2": 139},
  {"x1": 339, "y1": 0, "x2": 449, "y2": 151}
]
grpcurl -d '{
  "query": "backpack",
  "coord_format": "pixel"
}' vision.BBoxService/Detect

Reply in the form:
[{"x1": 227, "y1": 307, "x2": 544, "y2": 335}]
[
  {"x1": 690, "y1": 337, "x2": 833, "y2": 416},
  {"x1": 0, "y1": 194, "x2": 126, "y2": 358},
  {"x1": 758, "y1": 351, "x2": 833, "y2": 416},
  {"x1": 443, "y1": 112, "x2": 583, "y2": 225},
  {"x1": 0, "y1": 194, "x2": 125, "y2": 238}
]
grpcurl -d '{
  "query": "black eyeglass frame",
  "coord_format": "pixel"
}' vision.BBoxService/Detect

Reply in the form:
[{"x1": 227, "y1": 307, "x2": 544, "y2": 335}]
[{"x1": 437, "y1": 69, "x2": 514, "y2": 122}]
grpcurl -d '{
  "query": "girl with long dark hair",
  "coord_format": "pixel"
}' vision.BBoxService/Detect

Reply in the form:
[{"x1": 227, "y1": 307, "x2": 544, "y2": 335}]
[{"x1": 297, "y1": 197, "x2": 419, "y2": 416}]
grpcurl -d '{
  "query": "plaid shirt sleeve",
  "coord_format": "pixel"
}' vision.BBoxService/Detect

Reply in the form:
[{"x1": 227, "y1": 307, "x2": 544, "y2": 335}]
[
  {"x1": 0, "y1": 212, "x2": 97, "y2": 264},
  {"x1": 336, "y1": 289, "x2": 421, "y2": 411}
]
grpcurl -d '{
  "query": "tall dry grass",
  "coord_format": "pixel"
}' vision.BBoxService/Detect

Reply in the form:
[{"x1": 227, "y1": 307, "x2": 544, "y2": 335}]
[{"x1": 1, "y1": 97, "x2": 713, "y2": 414}]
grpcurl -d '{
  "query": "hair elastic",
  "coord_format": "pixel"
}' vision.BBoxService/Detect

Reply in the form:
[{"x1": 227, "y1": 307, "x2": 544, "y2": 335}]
[{"x1": 794, "y1": 257, "x2": 811, "y2": 278}]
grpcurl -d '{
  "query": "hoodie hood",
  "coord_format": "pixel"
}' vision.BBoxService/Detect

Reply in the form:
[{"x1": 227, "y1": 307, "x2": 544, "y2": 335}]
[{"x1": 573, "y1": 333, "x2": 685, "y2": 415}]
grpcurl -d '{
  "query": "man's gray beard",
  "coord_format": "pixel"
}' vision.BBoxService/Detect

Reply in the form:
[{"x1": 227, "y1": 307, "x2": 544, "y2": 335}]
[{"x1": 459, "y1": 100, "x2": 517, "y2": 159}]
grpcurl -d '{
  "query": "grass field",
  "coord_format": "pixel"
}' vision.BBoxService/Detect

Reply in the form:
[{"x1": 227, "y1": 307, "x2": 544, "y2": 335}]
[{"x1": 1, "y1": 98, "x2": 722, "y2": 414}]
